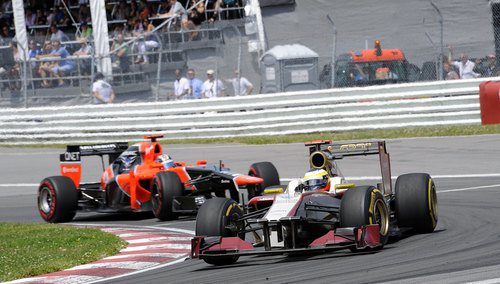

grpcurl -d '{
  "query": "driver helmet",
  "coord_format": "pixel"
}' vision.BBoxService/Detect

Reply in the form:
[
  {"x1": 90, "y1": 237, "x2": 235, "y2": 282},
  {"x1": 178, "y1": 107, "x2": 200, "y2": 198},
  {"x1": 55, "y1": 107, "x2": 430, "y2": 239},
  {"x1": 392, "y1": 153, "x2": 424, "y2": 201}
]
[
  {"x1": 303, "y1": 169, "x2": 330, "y2": 192},
  {"x1": 156, "y1": 154, "x2": 174, "y2": 169}
]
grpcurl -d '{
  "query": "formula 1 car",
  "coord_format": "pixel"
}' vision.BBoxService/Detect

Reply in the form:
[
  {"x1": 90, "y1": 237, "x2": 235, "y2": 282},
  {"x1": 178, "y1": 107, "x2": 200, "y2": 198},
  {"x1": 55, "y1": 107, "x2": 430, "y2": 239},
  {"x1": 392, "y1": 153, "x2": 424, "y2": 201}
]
[
  {"x1": 191, "y1": 140, "x2": 438, "y2": 265},
  {"x1": 37, "y1": 135, "x2": 280, "y2": 223}
]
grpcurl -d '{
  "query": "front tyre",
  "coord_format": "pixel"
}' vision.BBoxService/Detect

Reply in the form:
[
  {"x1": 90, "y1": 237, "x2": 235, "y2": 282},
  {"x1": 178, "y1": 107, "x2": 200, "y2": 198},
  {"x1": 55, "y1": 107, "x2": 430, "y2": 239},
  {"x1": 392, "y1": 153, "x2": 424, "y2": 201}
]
[
  {"x1": 196, "y1": 198, "x2": 244, "y2": 265},
  {"x1": 38, "y1": 176, "x2": 78, "y2": 223},
  {"x1": 151, "y1": 171, "x2": 183, "y2": 221},
  {"x1": 340, "y1": 186, "x2": 390, "y2": 248},
  {"x1": 395, "y1": 173, "x2": 438, "y2": 233}
]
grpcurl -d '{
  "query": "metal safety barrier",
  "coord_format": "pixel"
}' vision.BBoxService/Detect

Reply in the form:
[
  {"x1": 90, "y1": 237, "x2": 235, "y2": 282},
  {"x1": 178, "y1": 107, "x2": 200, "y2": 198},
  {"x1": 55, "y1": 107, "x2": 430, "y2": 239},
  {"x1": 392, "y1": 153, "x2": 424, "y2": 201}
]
[{"x1": 0, "y1": 77, "x2": 491, "y2": 145}]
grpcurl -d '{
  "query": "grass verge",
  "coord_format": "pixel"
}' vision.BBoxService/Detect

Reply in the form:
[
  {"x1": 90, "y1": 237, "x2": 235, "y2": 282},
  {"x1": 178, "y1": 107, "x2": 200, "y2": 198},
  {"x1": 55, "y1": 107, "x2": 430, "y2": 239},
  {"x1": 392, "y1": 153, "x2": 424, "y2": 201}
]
[
  {"x1": 0, "y1": 223, "x2": 126, "y2": 282},
  {"x1": 1, "y1": 124, "x2": 500, "y2": 148}
]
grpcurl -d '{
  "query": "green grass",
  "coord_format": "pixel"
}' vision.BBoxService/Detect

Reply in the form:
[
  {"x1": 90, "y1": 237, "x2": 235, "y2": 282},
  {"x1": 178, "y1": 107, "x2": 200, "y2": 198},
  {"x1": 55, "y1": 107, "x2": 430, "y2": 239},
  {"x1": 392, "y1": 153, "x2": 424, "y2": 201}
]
[
  {"x1": 0, "y1": 223, "x2": 126, "y2": 281},
  {"x1": 1, "y1": 124, "x2": 500, "y2": 148}
]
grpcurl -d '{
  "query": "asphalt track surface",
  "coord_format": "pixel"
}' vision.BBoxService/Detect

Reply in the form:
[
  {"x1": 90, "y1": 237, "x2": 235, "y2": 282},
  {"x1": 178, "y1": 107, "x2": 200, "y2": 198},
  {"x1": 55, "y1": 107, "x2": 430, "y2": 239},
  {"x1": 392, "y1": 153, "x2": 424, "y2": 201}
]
[{"x1": 2, "y1": 135, "x2": 500, "y2": 283}]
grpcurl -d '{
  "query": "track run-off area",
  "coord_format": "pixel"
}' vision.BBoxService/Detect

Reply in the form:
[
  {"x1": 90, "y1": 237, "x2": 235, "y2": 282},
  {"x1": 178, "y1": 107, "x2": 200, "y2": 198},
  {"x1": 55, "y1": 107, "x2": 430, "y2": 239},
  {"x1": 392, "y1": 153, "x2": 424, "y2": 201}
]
[{"x1": 1, "y1": 135, "x2": 500, "y2": 283}]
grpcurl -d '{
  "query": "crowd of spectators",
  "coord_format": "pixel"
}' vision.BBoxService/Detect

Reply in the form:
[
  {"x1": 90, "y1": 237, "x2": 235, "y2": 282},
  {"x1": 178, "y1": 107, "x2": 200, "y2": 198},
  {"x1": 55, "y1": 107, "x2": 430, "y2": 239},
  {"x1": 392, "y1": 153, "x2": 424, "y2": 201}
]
[
  {"x1": 171, "y1": 67, "x2": 253, "y2": 99},
  {"x1": 0, "y1": 0, "x2": 246, "y2": 90}
]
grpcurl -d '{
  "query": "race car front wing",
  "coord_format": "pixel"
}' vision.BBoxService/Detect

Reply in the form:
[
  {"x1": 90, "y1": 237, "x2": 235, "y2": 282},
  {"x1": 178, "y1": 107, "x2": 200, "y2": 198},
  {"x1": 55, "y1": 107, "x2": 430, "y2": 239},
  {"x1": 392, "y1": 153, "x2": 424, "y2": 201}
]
[{"x1": 191, "y1": 224, "x2": 381, "y2": 260}]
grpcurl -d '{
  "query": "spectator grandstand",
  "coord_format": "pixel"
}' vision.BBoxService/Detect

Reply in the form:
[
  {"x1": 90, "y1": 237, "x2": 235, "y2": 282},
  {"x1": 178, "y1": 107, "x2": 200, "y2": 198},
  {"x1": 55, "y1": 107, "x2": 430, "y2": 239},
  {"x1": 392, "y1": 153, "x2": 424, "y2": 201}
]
[{"x1": 0, "y1": 0, "x2": 496, "y2": 107}]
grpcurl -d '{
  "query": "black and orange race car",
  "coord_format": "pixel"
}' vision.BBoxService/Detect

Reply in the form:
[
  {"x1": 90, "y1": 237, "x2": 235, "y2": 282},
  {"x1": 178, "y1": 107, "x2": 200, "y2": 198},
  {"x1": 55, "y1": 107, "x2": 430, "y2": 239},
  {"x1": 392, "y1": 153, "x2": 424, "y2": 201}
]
[
  {"x1": 37, "y1": 135, "x2": 279, "y2": 223},
  {"x1": 191, "y1": 140, "x2": 438, "y2": 265}
]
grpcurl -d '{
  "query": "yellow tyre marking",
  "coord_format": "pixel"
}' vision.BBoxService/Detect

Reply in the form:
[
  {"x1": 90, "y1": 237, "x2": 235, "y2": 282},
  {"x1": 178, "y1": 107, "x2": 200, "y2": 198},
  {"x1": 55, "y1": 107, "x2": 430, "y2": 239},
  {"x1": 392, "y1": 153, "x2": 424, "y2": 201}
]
[
  {"x1": 226, "y1": 204, "x2": 234, "y2": 217},
  {"x1": 428, "y1": 178, "x2": 437, "y2": 226},
  {"x1": 368, "y1": 189, "x2": 381, "y2": 223}
]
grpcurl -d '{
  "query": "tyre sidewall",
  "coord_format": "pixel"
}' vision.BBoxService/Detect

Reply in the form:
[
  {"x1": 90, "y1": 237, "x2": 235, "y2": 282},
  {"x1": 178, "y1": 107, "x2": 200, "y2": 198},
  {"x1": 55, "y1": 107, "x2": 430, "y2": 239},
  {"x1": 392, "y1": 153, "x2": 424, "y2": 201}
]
[
  {"x1": 395, "y1": 173, "x2": 437, "y2": 233},
  {"x1": 152, "y1": 171, "x2": 183, "y2": 221},
  {"x1": 340, "y1": 186, "x2": 389, "y2": 245},
  {"x1": 38, "y1": 176, "x2": 78, "y2": 223}
]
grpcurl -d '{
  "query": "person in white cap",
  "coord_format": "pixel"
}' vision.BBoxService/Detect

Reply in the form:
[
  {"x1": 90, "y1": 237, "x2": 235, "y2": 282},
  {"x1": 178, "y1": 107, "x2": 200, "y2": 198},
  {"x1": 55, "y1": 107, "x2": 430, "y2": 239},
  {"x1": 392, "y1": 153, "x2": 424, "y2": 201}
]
[{"x1": 202, "y1": 69, "x2": 225, "y2": 98}]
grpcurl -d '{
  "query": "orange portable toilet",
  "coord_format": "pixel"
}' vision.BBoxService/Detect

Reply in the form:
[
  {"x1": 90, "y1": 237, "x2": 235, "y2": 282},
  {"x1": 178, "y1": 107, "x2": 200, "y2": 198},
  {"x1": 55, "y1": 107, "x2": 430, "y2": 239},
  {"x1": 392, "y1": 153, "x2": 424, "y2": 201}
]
[{"x1": 479, "y1": 81, "x2": 500, "y2": 124}]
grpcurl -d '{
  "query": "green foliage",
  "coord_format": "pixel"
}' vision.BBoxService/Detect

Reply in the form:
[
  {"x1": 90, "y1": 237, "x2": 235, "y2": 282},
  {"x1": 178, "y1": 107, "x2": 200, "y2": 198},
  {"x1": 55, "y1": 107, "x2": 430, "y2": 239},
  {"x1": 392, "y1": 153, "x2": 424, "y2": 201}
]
[{"x1": 0, "y1": 223, "x2": 125, "y2": 281}]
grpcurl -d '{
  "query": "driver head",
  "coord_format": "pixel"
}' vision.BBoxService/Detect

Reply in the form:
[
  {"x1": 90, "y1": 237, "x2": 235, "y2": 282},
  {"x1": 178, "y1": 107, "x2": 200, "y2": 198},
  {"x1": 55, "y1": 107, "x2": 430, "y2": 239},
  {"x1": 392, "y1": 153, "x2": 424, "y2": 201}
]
[{"x1": 302, "y1": 169, "x2": 330, "y2": 192}]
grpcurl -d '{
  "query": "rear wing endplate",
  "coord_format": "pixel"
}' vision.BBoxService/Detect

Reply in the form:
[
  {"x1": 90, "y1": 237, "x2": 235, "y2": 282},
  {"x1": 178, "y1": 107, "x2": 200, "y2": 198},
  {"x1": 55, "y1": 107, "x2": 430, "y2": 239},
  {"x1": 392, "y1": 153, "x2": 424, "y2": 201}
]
[{"x1": 59, "y1": 142, "x2": 129, "y2": 188}]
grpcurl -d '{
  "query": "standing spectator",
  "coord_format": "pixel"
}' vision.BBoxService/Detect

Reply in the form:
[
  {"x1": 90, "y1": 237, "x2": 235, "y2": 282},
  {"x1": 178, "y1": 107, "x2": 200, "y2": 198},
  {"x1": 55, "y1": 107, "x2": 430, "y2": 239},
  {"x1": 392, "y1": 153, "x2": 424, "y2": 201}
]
[
  {"x1": 226, "y1": 69, "x2": 253, "y2": 96},
  {"x1": 443, "y1": 62, "x2": 459, "y2": 80},
  {"x1": 202, "y1": 69, "x2": 225, "y2": 98},
  {"x1": 448, "y1": 47, "x2": 480, "y2": 79},
  {"x1": 173, "y1": 68, "x2": 189, "y2": 99},
  {"x1": 482, "y1": 54, "x2": 499, "y2": 77},
  {"x1": 187, "y1": 68, "x2": 203, "y2": 99},
  {"x1": 92, "y1": 72, "x2": 115, "y2": 104}
]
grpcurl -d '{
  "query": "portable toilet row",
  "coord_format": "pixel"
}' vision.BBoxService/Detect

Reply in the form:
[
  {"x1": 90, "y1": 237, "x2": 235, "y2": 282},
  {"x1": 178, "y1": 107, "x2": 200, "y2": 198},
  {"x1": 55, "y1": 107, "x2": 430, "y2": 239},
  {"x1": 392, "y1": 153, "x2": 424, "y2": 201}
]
[{"x1": 260, "y1": 44, "x2": 320, "y2": 94}]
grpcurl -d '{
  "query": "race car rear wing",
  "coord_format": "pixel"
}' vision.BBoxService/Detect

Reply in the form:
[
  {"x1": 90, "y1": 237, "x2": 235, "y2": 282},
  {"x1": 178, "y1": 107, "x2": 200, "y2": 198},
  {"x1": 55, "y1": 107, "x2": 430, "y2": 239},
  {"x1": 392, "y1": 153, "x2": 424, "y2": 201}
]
[
  {"x1": 59, "y1": 142, "x2": 129, "y2": 187},
  {"x1": 305, "y1": 140, "x2": 392, "y2": 195}
]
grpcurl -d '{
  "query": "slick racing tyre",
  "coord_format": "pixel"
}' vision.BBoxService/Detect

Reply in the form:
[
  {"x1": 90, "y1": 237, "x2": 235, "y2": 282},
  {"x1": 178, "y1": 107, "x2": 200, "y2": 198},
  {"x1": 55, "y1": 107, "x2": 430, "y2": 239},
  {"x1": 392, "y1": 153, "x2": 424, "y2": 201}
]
[
  {"x1": 196, "y1": 198, "x2": 244, "y2": 265},
  {"x1": 395, "y1": 173, "x2": 438, "y2": 233},
  {"x1": 151, "y1": 171, "x2": 183, "y2": 221},
  {"x1": 247, "y1": 161, "x2": 280, "y2": 199},
  {"x1": 38, "y1": 176, "x2": 78, "y2": 223},
  {"x1": 340, "y1": 186, "x2": 390, "y2": 248}
]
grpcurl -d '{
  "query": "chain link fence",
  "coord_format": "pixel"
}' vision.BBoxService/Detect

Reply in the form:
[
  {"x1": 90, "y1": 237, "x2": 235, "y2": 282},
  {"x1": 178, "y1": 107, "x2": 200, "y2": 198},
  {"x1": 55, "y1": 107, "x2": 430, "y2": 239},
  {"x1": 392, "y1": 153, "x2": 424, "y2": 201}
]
[{"x1": 0, "y1": 0, "x2": 496, "y2": 108}]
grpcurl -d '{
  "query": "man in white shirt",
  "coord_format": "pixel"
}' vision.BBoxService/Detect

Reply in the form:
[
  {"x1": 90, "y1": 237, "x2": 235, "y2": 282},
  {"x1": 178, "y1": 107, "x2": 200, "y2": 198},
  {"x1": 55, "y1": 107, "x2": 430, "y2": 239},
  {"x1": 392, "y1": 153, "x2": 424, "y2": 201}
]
[
  {"x1": 202, "y1": 69, "x2": 225, "y2": 98},
  {"x1": 92, "y1": 73, "x2": 115, "y2": 104},
  {"x1": 448, "y1": 47, "x2": 480, "y2": 79},
  {"x1": 228, "y1": 69, "x2": 253, "y2": 96},
  {"x1": 174, "y1": 69, "x2": 190, "y2": 99}
]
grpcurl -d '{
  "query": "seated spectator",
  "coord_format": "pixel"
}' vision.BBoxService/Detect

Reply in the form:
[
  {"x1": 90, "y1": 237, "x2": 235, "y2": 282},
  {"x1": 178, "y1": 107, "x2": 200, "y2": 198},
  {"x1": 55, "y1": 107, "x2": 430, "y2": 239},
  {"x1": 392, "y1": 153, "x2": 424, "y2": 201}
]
[
  {"x1": 112, "y1": 0, "x2": 129, "y2": 20},
  {"x1": 448, "y1": 46, "x2": 480, "y2": 79},
  {"x1": 157, "y1": 0, "x2": 187, "y2": 26},
  {"x1": 25, "y1": 8, "x2": 37, "y2": 27},
  {"x1": 138, "y1": 0, "x2": 150, "y2": 20},
  {"x1": 28, "y1": 39, "x2": 41, "y2": 69},
  {"x1": 78, "y1": 21, "x2": 92, "y2": 39},
  {"x1": 73, "y1": 38, "x2": 92, "y2": 74},
  {"x1": 35, "y1": 9, "x2": 47, "y2": 25},
  {"x1": 37, "y1": 40, "x2": 75, "y2": 87},
  {"x1": 128, "y1": 0, "x2": 139, "y2": 19},
  {"x1": 0, "y1": 25, "x2": 13, "y2": 45},
  {"x1": 77, "y1": 4, "x2": 91, "y2": 23},
  {"x1": 73, "y1": 38, "x2": 91, "y2": 56},
  {"x1": 157, "y1": 0, "x2": 171, "y2": 14},
  {"x1": 188, "y1": 0, "x2": 206, "y2": 26},
  {"x1": 111, "y1": 33, "x2": 130, "y2": 72},
  {"x1": 134, "y1": 18, "x2": 159, "y2": 64},
  {"x1": 443, "y1": 62, "x2": 459, "y2": 80},
  {"x1": 49, "y1": 24, "x2": 69, "y2": 43}
]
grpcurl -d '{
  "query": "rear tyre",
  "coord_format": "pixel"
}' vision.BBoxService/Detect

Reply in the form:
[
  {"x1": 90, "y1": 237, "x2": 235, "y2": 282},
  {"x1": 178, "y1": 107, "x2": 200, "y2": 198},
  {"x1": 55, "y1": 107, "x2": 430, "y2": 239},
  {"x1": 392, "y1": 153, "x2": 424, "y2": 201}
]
[
  {"x1": 395, "y1": 173, "x2": 438, "y2": 233},
  {"x1": 340, "y1": 186, "x2": 390, "y2": 249},
  {"x1": 196, "y1": 198, "x2": 244, "y2": 265},
  {"x1": 38, "y1": 176, "x2": 78, "y2": 223},
  {"x1": 247, "y1": 162, "x2": 280, "y2": 199},
  {"x1": 151, "y1": 172, "x2": 183, "y2": 221}
]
